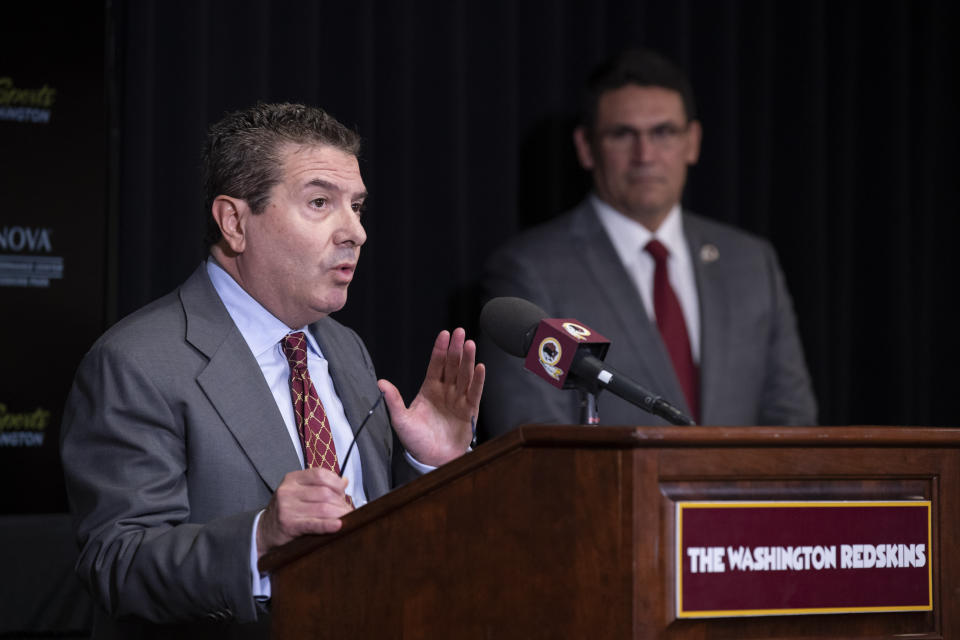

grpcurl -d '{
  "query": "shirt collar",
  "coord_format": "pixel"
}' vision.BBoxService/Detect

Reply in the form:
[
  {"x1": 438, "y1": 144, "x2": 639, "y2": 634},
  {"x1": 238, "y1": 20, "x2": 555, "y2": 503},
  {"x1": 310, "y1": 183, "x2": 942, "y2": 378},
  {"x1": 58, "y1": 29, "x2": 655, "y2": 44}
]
[
  {"x1": 206, "y1": 258, "x2": 322, "y2": 359},
  {"x1": 592, "y1": 194, "x2": 686, "y2": 265}
]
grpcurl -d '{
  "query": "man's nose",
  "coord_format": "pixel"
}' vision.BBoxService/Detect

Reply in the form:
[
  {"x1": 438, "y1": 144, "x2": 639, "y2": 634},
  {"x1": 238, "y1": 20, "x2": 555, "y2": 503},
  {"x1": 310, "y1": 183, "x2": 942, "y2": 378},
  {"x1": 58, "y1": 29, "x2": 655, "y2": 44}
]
[
  {"x1": 335, "y1": 205, "x2": 367, "y2": 247},
  {"x1": 631, "y1": 131, "x2": 657, "y2": 163}
]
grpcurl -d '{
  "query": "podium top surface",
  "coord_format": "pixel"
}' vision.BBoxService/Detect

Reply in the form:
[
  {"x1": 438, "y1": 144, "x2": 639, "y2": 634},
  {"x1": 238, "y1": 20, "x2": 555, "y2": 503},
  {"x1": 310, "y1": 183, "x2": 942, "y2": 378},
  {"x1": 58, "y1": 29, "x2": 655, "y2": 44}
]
[{"x1": 513, "y1": 424, "x2": 960, "y2": 447}]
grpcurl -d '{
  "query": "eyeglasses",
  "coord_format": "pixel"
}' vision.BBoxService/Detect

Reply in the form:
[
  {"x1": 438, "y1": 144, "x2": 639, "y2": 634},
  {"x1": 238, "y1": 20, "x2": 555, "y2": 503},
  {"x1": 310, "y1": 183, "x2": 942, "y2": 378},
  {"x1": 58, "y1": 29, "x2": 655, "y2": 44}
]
[
  {"x1": 596, "y1": 122, "x2": 690, "y2": 151},
  {"x1": 338, "y1": 391, "x2": 384, "y2": 476}
]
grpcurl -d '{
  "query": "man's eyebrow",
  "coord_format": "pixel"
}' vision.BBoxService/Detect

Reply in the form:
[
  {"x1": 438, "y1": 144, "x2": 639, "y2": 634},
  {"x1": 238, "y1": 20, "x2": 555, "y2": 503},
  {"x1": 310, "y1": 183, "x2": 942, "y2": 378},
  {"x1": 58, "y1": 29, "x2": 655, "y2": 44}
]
[
  {"x1": 304, "y1": 179, "x2": 368, "y2": 200},
  {"x1": 304, "y1": 178, "x2": 339, "y2": 192},
  {"x1": 606, "y1": 119, "x2": 679, "y2": 129}
]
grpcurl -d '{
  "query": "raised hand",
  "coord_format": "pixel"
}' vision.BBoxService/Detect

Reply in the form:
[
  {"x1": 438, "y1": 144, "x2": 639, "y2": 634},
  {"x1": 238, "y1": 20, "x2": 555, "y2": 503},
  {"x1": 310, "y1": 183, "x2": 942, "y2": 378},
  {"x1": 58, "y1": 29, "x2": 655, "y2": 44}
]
[{"x1": 378, "y1": 328, "x2": 485, "y2": 467}]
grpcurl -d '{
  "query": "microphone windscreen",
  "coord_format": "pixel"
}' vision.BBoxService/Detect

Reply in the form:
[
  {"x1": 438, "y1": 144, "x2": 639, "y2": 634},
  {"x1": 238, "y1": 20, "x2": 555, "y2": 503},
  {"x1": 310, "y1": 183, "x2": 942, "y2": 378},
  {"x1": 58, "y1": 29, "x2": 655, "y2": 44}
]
[{"x1": 479, "y1": 297, "x2": 547, "y2": 357}]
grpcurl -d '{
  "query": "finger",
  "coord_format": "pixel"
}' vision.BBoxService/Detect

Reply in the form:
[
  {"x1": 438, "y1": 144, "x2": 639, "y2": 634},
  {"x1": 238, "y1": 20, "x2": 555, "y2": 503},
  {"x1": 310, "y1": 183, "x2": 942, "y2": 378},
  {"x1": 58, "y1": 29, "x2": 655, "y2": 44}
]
[
  {"x1": 378, "y1": 378, "x2": 407, "y2": 422},
  {"x1": 466, "y1": 362, "x2": 486, "y2": 413},
  {"x1": 443, "y1": 327, "x2": 466, "y2": 386},
  {"x1": 284, "y1": 509, "x2": 348, "y2": 537},
  {"x1": 423, "y1": 330, "x2": 450, "y2": 385},
  {"x1": 274, "y1": 470, "x2": 349, "y2": 519},
  {"x1": 291, "y1": 484, "x2": 350, "y2": 505},
  {"x1": 273, "y1": 482, "x2": 343, "y2": 517},
  {"x1": 274, "y1": 487, "x2": 353, "y2": 529},
  {"x1": 454, "y1": 338, "x2": 478, "y2": 397},
  {"x1": 297, "y1": 497, "x2": 354, "y2": 520},
  {"x1": 303, "y1": 512, "x2": 350, "y2": 532},
  {"x1": 297, "y1": 517, "x2": 344, "y2": 536},
  {"x1": 282, "y1": 474, "x2": 348, "y2": 507},
  {"x1": 296, "y1": 467, "x2": 349, "y2": 490}
]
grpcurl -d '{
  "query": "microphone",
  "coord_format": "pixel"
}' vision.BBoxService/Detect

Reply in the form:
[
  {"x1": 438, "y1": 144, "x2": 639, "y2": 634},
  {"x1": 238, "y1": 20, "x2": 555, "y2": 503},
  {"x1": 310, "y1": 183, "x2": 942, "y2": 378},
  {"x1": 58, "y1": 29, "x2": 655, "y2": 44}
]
[{"x1": 479, "y1": 297, "x2": 696, "y2": 426}]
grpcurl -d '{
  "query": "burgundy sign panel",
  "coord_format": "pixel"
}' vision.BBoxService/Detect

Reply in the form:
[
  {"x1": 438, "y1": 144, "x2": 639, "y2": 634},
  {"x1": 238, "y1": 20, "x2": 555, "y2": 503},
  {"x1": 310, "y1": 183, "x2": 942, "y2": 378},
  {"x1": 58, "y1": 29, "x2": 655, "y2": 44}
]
[{"x1": 676, "y1": 501, "x2": 932, "y2": 618}]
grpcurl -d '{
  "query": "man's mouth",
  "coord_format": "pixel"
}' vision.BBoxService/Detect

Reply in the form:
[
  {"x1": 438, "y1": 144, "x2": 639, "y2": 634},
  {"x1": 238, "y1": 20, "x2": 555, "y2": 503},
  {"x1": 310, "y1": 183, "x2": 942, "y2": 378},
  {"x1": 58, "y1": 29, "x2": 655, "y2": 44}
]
[
  {"x1": 627, "y1": 172, "x2": 663, "y2": 183},
  {"x1": 333, "y1": 262, "x2": 356, "y2": 279}
]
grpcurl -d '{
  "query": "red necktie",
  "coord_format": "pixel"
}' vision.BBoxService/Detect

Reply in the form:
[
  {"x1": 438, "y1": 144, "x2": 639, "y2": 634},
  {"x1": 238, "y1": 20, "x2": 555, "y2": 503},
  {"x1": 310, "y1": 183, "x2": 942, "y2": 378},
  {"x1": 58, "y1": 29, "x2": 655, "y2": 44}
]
[
  {"x1": 281, "y1": 332, "x2": 341, "y2": 472},
  {"x1": 645, "y1": 240, "x2": 700, "y2": 422}
]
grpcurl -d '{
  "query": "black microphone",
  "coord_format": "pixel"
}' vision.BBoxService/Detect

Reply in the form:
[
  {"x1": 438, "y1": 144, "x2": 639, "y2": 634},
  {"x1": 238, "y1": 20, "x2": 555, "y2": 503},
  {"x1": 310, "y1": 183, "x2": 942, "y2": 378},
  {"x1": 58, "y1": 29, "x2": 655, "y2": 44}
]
[{"x1": 480, "y1": 296, "x2": 696, "y2": 426}]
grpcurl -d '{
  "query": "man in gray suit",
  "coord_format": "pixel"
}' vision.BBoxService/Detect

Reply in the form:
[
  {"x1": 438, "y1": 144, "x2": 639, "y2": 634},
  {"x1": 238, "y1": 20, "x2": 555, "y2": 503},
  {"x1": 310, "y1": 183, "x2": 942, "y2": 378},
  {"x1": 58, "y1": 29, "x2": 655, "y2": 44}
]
[
  {"x1": 481, "y1": 49, "x2": 815, "y2": 436},
  {"x1": 61, "y1": 103, "x2": 485, "y2": 638}
]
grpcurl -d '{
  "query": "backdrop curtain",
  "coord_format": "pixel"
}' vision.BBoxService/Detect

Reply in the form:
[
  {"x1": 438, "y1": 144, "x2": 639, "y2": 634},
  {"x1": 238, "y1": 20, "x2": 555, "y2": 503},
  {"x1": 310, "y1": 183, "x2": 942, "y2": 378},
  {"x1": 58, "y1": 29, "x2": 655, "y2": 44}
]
[{"x1": 112, "y1": 0, "x2": 958, "y2": 427}]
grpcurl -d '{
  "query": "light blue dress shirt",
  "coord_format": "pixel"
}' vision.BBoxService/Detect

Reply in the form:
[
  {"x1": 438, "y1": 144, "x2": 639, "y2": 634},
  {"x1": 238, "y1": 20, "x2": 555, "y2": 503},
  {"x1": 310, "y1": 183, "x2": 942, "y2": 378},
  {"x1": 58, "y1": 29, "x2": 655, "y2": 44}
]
[
  {"x1": 206, "y1": 259, "x2": 369, "y2": 504},
  {"x1": 206, "y1": 259, "x2": 369, "y2": 599},
  {"x1": 205, "y1": 258, "x2": 436, "y2": 601}
]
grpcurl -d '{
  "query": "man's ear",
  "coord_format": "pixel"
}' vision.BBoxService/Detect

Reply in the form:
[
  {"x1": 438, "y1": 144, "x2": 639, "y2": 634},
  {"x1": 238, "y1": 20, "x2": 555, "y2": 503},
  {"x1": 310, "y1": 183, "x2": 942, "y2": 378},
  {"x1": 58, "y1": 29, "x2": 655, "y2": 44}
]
[
  {"x1": 211, "y1": 196, "x2": 248, "y2": 253},
  {"x1": 573, "y1": 126, "x2": 596, "y2": 171}
]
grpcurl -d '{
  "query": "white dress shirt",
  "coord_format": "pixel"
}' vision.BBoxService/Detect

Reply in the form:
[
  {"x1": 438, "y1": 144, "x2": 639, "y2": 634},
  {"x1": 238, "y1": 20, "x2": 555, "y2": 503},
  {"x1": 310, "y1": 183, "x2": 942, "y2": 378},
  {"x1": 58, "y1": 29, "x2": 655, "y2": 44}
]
[{"x1": 593, "y1": 195, "x2": 701, "y2": 362}]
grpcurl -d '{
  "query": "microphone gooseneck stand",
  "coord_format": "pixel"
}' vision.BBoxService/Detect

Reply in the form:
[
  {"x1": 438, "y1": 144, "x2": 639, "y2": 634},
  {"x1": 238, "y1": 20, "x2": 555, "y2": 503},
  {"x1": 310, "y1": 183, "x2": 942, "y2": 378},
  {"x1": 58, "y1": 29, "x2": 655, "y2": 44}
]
[{"x1": 579, "y1": 390, "x2": 599, "y2": 425}]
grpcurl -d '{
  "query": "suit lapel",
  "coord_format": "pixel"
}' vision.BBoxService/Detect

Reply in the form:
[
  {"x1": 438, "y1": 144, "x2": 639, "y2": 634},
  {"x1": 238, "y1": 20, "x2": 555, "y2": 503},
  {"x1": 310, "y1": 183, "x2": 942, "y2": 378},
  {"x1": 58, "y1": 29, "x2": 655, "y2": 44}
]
[
  {"x1": 570, "y1": 203, "x2": 689, "y2": 412},
  {"x1": 179, "y1": 265, "x2": 300, "y2": 492},
  {"x1": 683, "y1": 214, "x2": 730, "y2": 424}
]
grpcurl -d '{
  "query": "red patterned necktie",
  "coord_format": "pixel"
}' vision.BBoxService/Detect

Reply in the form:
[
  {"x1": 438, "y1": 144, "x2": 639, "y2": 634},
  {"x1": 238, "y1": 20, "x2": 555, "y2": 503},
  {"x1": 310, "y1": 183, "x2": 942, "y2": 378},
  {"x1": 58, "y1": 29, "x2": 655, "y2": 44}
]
[
  {"x1": 645, "y1": 239, "x2": 700, "y2": 422},
  {"x1": 281, "y1": 332, "x2": 340, "y2": 472}
]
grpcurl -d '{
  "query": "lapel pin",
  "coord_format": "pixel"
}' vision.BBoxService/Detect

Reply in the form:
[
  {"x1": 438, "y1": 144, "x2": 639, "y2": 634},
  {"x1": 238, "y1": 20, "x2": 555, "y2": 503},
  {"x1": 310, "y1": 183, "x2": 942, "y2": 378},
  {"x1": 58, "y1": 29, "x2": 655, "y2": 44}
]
[{"x1": 699, "y1": 243, "x2": 720, "y2": 263}]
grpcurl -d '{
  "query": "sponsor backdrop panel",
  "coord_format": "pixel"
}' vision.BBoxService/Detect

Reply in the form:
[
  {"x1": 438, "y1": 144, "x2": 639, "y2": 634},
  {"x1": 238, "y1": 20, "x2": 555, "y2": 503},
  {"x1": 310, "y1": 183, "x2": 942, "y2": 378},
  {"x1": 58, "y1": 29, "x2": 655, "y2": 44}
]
[{"x1": 0, "y1": 4, "x2": 108, "y2": 513}]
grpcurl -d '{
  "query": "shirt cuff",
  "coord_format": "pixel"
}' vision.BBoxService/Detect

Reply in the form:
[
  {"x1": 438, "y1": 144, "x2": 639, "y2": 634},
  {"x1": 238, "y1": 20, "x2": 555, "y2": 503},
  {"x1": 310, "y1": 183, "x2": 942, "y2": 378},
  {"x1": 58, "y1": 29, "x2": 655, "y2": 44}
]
[
  {"x1": 403, "y1": 449, "x2": 438, "y2": 474},
  {"x1": 250, "y1": 510, "x2": 271, "y2": 601}
]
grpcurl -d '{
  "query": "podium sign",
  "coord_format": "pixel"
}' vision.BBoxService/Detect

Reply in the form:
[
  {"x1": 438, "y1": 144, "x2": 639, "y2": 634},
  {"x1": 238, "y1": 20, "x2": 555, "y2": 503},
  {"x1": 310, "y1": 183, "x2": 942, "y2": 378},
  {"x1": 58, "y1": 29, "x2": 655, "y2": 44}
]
[{"x1": 677, "y1": 501, "x2": 932, "y2": 618}]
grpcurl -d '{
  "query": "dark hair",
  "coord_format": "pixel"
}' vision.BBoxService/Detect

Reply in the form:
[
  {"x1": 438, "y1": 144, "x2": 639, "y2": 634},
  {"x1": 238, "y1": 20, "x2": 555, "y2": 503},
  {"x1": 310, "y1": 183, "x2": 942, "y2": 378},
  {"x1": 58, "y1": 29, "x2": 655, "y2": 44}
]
[
  {"x1": 581, "y1": 49, "x2": 697, "y2": 132},
  {"x1": 201, "y1": 102, "x2": 362, "y2": 246}
]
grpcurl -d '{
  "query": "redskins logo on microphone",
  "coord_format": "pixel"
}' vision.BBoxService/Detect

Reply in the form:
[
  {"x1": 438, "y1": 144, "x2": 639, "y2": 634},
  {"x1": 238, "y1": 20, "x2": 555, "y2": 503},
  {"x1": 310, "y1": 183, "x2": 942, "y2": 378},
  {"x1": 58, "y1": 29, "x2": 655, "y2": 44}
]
[
  {"x1": 537, "y1": 337, "x2": 564, "y2": 380},
  {"x1": 561, "y1": 321, "x2": 591, "y2": 341}
]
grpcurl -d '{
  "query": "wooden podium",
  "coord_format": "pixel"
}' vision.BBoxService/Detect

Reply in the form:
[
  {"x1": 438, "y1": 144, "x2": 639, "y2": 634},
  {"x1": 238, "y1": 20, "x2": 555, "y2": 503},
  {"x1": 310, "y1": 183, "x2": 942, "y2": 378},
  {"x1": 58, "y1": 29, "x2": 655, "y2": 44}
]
[{"x1": 260, "y1": 426, "x2": 960, "y2": 639}]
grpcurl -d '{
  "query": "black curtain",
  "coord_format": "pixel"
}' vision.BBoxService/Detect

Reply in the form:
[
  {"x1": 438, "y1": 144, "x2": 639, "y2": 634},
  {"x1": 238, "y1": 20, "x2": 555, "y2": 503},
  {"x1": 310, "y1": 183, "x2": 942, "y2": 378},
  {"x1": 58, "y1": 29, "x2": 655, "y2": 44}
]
[{"x1": 113, "y1": 0, "x2": 959, "y2": 427}]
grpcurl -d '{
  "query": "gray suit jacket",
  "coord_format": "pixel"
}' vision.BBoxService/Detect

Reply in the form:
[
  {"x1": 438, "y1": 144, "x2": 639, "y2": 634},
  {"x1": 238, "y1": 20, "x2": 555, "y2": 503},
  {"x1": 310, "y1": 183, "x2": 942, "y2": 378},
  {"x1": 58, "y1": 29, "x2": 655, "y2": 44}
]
[
  {"x1": 61, "y1": 264, "x2": 406, "y2": 638},
  {"x1": 480, "y1": 199, "x2": 817, "y2": 436}
]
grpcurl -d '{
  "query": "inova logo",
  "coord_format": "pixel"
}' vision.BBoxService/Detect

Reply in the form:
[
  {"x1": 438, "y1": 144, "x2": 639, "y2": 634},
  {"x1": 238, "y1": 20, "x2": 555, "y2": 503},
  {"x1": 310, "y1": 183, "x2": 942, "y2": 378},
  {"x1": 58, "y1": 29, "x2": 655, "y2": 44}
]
[{"x1": 0, "y1": 226, "x2": 53, "y2": 252}]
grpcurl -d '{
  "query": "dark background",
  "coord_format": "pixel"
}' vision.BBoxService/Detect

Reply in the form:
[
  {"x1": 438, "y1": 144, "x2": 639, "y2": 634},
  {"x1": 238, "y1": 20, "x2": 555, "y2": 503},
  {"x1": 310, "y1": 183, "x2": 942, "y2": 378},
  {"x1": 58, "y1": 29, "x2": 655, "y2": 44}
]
[
  {"x1": 115, "y1": 0, "x2": 958, "y2": 429},
  {"x1": 1, "y1": 4, "x2": 107, "y2": 634},
  {"x1": 1, "y1": 0, "x2": 957, "y2": 635},
  {"x1": 1, "y1": 3, "x2": 108, "y2": 516}
]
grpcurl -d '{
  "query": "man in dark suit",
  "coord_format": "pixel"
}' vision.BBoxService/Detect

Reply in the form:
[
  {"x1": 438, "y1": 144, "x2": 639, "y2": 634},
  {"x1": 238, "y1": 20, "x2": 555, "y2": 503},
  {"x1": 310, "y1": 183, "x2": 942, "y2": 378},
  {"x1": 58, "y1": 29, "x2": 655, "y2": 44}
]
[
  {"x1": 60, "y1": 103, "x2": 485, "y2": 638},
  {"x1": 481, "y1": 49, "x2": 815, "y2": 435}
]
